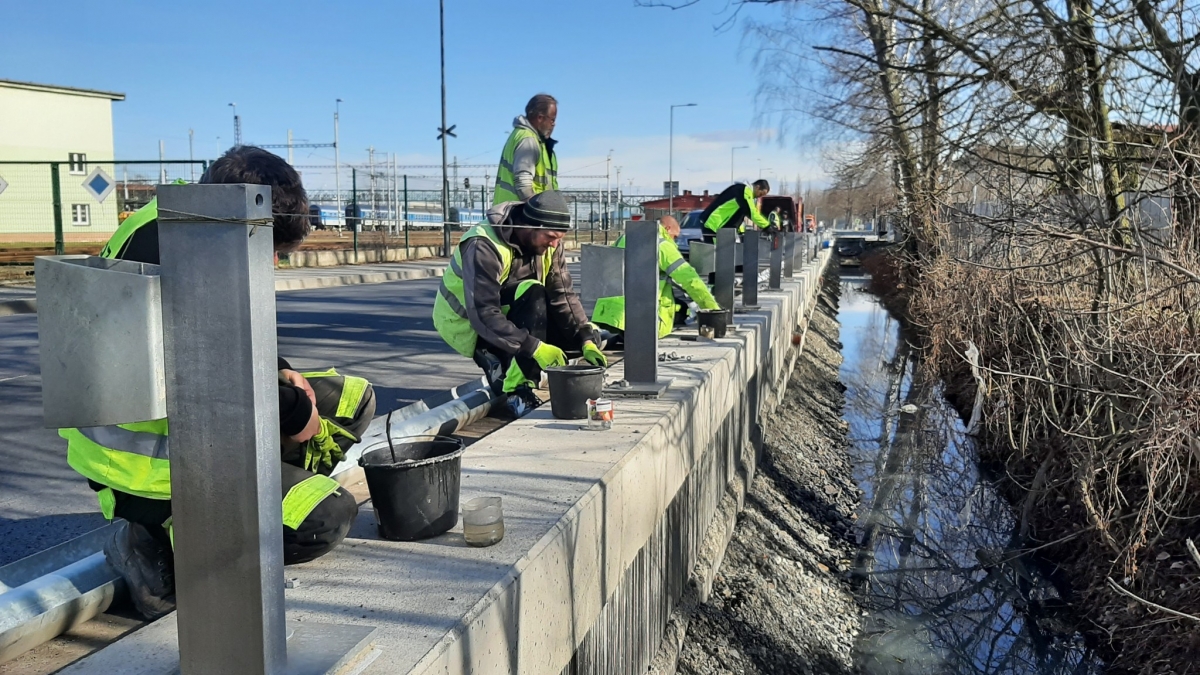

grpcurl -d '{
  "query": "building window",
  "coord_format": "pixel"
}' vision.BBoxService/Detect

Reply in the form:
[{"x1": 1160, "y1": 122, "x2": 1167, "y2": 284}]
[
  {"x1": 69, "y1": 153, "x2": 87, "y2": 175},
  {"x1": 71, "y1": 204, "x2": 90, "y2": 227}
]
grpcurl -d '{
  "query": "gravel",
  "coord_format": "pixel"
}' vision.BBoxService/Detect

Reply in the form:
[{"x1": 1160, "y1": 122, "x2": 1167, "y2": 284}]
[{"x1": 675, "y1": 272, "x2": 865, "y2": 675}]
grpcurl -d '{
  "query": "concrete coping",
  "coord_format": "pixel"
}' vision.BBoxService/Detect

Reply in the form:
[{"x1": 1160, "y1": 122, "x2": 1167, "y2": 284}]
[{"x1": 68, "y1": 254, "x2": 829, "y2": 675}]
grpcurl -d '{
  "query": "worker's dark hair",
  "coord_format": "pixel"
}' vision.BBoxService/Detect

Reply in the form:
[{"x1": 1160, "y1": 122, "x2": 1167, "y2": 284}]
[
  {"x1": 752, "y1": 179, "x2": 770, "y2": 193},
  {"x1": 200, "y1": 145, "x2": 310, "y2": 250},
  {"x1": 526, "y1": 93, "x2": 558, "y2": 119}
]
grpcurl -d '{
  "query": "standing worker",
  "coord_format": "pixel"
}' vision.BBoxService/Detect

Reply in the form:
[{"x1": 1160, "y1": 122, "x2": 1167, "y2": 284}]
[
  {"x1": 493, "y1": 94, "x2": 559, "y2": 205},
  {"x1": 66, "y1": 147, "x2": 375, "y2": 618},
  {"x1": 434, "y1": 190, "x2": 607, "y2": 418},
  {"x1": 592, "y1": 215, "x2": 721, "y2": 344},
  {"x1": 699, "y1": 179, "x2": 772, "y2": 242}
]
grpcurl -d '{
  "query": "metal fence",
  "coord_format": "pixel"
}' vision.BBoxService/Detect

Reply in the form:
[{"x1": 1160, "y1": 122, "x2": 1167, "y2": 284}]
[{"x1": 0, "y1": 160, "x2": 209, "y2": 253}]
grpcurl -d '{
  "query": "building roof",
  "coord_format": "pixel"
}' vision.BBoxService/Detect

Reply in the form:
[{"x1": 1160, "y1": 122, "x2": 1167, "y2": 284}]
[{"x1": 0, "y1": 79, "x2": 125, "y2": 101}]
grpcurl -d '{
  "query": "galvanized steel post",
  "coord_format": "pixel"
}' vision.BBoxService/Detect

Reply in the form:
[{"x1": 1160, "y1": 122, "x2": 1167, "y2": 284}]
[
  {"x1": 769, "y1": 234, "x2": 782, "y2": 290},
  {"x1": 623, "y1": 220, "x2": 658, "y2": 386},
  {"x1": 50, "y1": 164, "x2": 64, "y2": 256},
  {"x1": 714, "y1": 228, "x2": 736, "y2": 311},
  {"x1": 783, "y1": 231, "x2": 795, "y2": 277},
  {"x1": 157, "y1": 184, "x2": 286, "y2": 674},
  {"x1": 742, "y1": 232, "x2": 759, "y2": 308}
]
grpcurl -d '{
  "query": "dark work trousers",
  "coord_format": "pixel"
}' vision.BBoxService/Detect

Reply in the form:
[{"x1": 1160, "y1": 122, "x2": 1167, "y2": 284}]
[
  {"x1": 101, "y1": 372, "x2": 375, "y2": 566},
  {"x1": 472, "y1": 282, "x2": 581, "y2": 394}
]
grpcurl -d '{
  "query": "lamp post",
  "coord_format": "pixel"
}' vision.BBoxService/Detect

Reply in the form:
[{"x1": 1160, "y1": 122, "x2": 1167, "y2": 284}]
[
  {"x1": 335, "y1": 98, "x2": 343, "y2": 229},
  {"x1": 668, "y1": 103, "x2": 697, "y2": 217},
  {"x1": 731, "y1": 145, "x2": 748, "y2": 183}
]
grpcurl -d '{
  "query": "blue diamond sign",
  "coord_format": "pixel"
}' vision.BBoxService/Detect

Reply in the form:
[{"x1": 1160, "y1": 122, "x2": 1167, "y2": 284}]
[{"x1": 82, "y1": 167, "x2": 115, "y2": 203}]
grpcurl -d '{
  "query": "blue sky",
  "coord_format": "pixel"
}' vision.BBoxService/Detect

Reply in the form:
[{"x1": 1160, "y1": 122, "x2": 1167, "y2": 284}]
[{"x1": 2, "y1": 1, "x2": 824, "y2": 193}]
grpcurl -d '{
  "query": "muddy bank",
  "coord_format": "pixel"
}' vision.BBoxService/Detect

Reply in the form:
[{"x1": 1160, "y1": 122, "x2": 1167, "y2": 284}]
[{"x1": 671, "y1": 272, "x2": 864, "y2": 675}]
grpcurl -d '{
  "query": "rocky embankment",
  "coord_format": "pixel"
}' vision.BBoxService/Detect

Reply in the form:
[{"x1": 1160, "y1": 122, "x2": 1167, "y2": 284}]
[{"x1": 671, "y1": 273, "x2": 866, "y2": 675}]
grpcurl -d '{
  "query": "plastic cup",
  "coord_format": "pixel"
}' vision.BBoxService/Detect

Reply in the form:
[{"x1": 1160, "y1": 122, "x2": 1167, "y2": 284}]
[{"x1": 462, "y1": 496, "x2": 504, "y2": 547}]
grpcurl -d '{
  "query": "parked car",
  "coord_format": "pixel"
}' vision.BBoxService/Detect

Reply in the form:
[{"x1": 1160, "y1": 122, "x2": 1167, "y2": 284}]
[{"x1": 676, "y1": 210, "x2": 706, "y2": 257}]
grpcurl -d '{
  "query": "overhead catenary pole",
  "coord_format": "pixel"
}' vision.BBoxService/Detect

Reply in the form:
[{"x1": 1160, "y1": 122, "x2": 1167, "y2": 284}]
[
  {"x1": 605, "y1": 151, "x2": 612, "y2": 232},
  {"x1": 189, "y1": 129, "x2": 195, "y2": 181},
  {"x1": 438, "y1": 0, "x2": 451, "y2": 256},
  {"x1": 287, "y1": 129, "x2": 293, "y2": 165},
  {"x1": 158, "y1": 140, "x2": 165, "y2": 184},
  {"x1": 335, "y1": 99, "x2": 343, "y2": 230}
]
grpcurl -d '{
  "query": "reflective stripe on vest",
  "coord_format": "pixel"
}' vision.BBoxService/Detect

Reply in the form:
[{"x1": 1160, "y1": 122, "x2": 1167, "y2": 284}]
[
  {"x1": 493, "y1": 127, "x2": 558, "y2": 206},
  {"x1": 433, "y1": 223, "x2": 554, "y2": 357},
  {"x1": 282, "y1": 475, "x2": 342, "y2": 530},
  {"x1": 62, "y1": 419, "x2": 172, "y2": 500}
]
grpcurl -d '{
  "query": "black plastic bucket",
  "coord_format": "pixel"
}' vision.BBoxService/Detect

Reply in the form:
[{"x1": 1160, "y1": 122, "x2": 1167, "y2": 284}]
[
  {"x1": 359, "y1": 436, "x2": 465, "y2": 541},
  {"x1": 697, "y1": 308, "x2": 731, "y2": 338},
  {"x1": 545, "y1": 365, "x2": 605, "y2": 419}
]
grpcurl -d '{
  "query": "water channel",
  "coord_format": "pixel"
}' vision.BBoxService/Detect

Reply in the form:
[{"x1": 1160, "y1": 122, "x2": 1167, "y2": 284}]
[{"x1": 838, "y1": 274, "x2": 1105, "y2": 674}]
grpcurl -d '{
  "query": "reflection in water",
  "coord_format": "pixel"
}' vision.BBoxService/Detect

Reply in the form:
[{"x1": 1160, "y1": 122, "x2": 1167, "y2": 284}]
[{"x1": 839, "y1": 279, "x2": 1103, "y2": 674}]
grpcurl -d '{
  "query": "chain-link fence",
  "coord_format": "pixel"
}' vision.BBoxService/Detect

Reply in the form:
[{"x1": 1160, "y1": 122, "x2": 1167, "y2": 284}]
[{"x1": 0, "y1": 160, "x2": 208, "y2": 253}]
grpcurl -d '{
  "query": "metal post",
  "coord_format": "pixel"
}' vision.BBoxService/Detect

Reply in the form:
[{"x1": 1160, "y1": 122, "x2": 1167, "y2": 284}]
[
  {"x1": 287, "y1": 129, "x2": 293, "y2": 166},
  {"x1": 159, "y1": 140, "x2": 166, "y2": 184},
  {"x1": 189, "y1": 129, "x2": 195, "y2": 182},
  {"x1": 439, "y1": 0, "x2": 451, "y2": 257},
  {"x1": 742, "y1": 232, "x2": 759, "y2": 308},
  {"x1": 403, "y1": 174, "x2": 410, "y2": 251},
  {"x1": 334, "y1": 100, "x2": 342, "y2": 231},
  {"x1": 783, "y1": 231, "x2": 796, "y2": 277},
  {"x1": 611, "y1": 220, "x2": 670, "y2": 398},
  {"x1": 769, "y1": 234, "x2": 783, "y2": 289},
  {"x1": 351, "y1": 168, "x2": 359, "y2": 258},
  {"x1": 715, "y1": 227, "x2": 736, "y2": 310},
  {"x1": 50, "y1": 164, "x2": 64, "y2": 256},
  {"x1": 157, "y1": 184, "x2": 285, "y2": 674}
]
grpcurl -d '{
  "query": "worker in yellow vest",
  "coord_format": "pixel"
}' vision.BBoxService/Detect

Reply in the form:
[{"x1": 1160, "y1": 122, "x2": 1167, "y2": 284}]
[
  {"x1": 493, "y1": 93, "x2": 559, "y2": 205},
  {"x1": 66, "y1": 147, "x2": 375, "y2": 618},
  {"x1": 434, "y1": 190, "x2": 607, "y2": 418},
  {"x1": 700, "y1": 180, "x2": 772, "y2": 241},
  {"x1": 592, "y1": 215, "x2": 721, "y2": 343}
]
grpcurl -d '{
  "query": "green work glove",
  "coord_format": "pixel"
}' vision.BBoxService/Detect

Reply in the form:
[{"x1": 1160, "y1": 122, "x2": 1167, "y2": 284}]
[
  {"x1": 582, "y1": 342, "x2": 608, "y2": 368},
  {"x1": 532, "y1": 342, "x2": 567, "y2": 370},
  {"x1": 304, "y1": 418, "x2": 358, "y2": 473}
]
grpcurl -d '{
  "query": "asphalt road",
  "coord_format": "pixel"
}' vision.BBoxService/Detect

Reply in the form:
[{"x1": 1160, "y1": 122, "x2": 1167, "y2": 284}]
[{"x1": 0, "y1": 277, "x2": 488, "y2": 565}]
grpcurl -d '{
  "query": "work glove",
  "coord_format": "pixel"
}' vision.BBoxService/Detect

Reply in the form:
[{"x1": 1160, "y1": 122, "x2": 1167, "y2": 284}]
[
  {"x1": 582, "y1": 342, "x2": 608, "y2": 368},
  {"x1": 532, "y1": 342, "x2": 567, "y2": 370},
  {"x1": 304, "y1": 418, "x2": 358, "y2": 473}
]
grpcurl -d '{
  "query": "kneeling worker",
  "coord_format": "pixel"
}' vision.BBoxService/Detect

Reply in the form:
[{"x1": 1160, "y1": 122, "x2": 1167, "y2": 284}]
[
  {"x1": 64, "y1": 146, "x2": 375, "y2": 619},
  {"x1": 433, "y1": 190, "x2": 607, "y2": 417},
  {"x1": 592, "y1": 215, "x2": 721, "y2": 343},
  {"x1": 700, "y1": 179, "x2": 772, "y2": 241}
]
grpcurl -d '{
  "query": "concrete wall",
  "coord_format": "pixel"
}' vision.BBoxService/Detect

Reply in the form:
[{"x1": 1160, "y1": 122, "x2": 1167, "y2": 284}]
[{"x1": 0, "y1": 82, "x2": 123, "y2": 236}]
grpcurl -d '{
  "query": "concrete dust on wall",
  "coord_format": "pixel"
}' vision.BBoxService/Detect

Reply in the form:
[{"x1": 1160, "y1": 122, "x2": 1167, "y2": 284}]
[{"x1": 668, "y1": 272, "x2": 865, "y2": 675}]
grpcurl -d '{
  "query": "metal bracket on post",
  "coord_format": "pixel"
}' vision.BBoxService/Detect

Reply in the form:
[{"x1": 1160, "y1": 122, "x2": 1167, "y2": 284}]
[
  {"x1": 794, "y1": 233, "x2": 807, "y2": 272},
  {"x1": 768, "y1": 235, "x2": 783, "y2": 290},
  {"x1": 605, "y1": 220, "x2": 670, "y2": 398},
  {"x1": 714, "y1": 228, "x2": 736, "y2": 311},
  {"x1": 157, "y1": 184, "x2": 375, "y2": 675},
  {"x1": 688, "y1": 241, "x2": 716, "y2": 277},
  {"x1": 783, "y1": 232, "x2": 795, "y2": 278},
  {"x1": 740, "y1": 232, "x2": 760, "y2": 310},
  {"x1": 580, "y1": 244, "x2": 625, "y2": 303}
]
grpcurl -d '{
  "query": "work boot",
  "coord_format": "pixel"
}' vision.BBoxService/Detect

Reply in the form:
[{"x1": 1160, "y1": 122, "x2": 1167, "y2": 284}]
[
  {"x1": 104, "y1": 521, "x2": 176, "y2": 619},
  {"x1": 496, "y1": 386, "x2": 541, "y2": 420}
]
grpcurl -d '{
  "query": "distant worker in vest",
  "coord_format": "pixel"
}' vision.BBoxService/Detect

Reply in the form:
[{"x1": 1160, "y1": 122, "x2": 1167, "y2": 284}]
[
  {"x1": 592, "y1": 215, "x2": 721, "y2": 344},
  {"x1": 699, "y1": 179, "x2": 772, "y2": 241},
  {"x1": 493, "y1": 93, "x2": 559, "y2": 205},
  {"x1": 434, "y1": 190, "x2": 607, "y2": 418},
  {"x1": 73, "y1": 146, "x2": 375, "y2": 619}
]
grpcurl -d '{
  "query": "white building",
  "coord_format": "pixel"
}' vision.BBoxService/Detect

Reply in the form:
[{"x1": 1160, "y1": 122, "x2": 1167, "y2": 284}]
[{"x1": 0, "y1": 79, "x2": 125, "y2": 238}]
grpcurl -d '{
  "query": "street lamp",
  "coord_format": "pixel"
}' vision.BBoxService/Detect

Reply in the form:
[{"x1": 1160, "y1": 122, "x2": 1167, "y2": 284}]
[
  {"x1": 335, "y1": 98, "x2": 343, "y2": 229},
  {"x1": 731, "y1": 145, "x2": 748, "y2": 183},
  {"x1": 669, "y1": 103, "x2": 697, "y2": 216}
]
